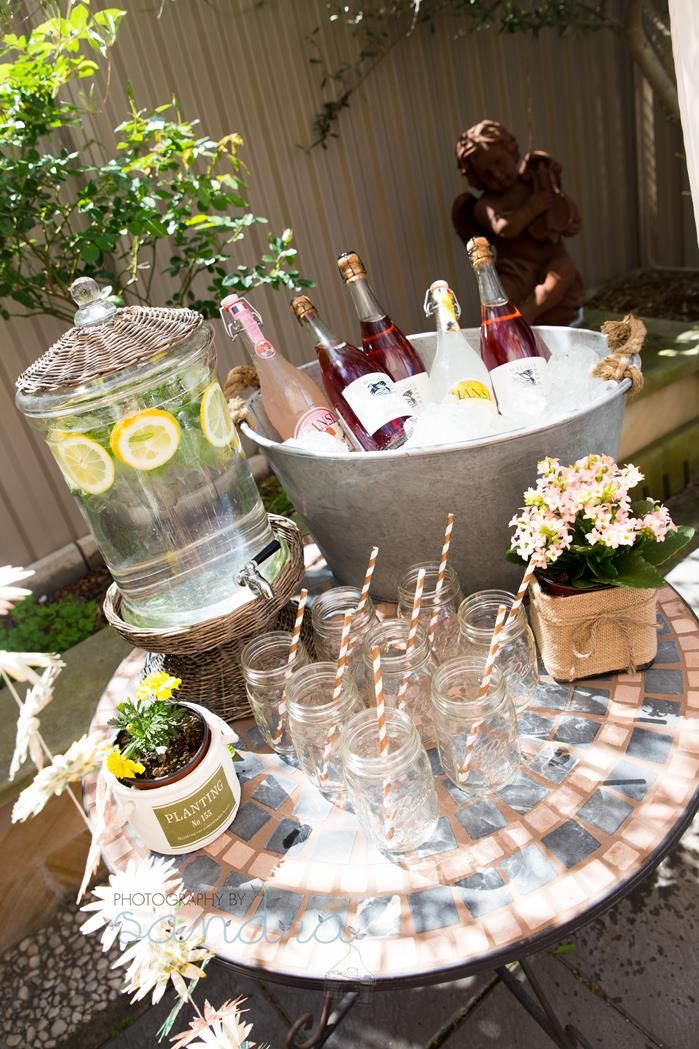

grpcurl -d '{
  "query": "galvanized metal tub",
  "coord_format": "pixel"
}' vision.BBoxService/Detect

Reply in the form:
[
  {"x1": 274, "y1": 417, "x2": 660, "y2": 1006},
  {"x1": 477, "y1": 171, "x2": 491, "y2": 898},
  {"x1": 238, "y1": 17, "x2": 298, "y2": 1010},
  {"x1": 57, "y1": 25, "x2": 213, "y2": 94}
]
[{"x1": 243, "y1": 327, "x2": 631, "y2": 601}]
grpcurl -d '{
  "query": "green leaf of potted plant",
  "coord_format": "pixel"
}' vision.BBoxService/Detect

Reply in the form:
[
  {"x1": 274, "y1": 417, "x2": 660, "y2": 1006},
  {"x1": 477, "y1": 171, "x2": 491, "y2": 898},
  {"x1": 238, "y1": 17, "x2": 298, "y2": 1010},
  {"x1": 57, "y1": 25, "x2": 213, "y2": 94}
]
[
  {"x1": 506, "y1": 455, "x2": 693, "y2": 681},
  {"x1": 104, "y1": 672, "x2": 241, "y2": 854}
]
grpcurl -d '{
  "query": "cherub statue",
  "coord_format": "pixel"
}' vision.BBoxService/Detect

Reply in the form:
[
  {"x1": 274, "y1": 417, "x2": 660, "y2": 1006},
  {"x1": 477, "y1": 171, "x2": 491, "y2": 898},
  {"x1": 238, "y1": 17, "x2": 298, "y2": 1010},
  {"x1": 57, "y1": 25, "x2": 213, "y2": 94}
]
[{"x1": 452, "y1": 120, "x2": 583, "y2": 326}]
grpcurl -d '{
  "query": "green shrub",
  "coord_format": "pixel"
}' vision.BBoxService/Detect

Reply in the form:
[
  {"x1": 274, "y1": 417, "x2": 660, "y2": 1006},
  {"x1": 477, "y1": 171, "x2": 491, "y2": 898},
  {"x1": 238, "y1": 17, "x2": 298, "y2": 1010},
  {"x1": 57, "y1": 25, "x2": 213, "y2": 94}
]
[
  {"x1": 259, "y1": 475, "x2": 294, "y2": 517},
  {"x1": 2, "y1": 594, "x2": 98, "y2": 653}
]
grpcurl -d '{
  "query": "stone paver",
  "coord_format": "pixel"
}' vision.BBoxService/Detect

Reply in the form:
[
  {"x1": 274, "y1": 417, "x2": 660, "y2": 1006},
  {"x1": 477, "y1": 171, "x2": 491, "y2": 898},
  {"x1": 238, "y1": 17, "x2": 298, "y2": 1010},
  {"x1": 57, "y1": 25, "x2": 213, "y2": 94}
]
[
  {"x1": 555, "y1": 812, "x2": 699, "y2": 1049},
  {"x1": 458, "y1": 951, "x2": 660, "y2": 1048},
  {"x1": 259, "y1": 971, "x2": 495, "y2": 1049}
]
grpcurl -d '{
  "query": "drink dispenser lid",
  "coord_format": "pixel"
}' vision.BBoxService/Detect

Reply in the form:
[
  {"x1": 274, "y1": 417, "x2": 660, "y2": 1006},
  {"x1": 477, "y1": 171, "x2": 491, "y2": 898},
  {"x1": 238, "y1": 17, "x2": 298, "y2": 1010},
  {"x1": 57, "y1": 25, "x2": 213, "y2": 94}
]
[{"x1": 15, "y1": 277, "x2": 204, "y2": 399}]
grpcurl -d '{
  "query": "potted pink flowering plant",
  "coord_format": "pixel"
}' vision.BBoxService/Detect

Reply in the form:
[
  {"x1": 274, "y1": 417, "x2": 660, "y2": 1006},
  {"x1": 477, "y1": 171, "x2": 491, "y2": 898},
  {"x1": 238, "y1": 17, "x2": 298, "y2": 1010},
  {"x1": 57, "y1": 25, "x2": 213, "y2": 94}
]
[{"x1": 507, "y1": 455, "x2": 693, "y2": 680}]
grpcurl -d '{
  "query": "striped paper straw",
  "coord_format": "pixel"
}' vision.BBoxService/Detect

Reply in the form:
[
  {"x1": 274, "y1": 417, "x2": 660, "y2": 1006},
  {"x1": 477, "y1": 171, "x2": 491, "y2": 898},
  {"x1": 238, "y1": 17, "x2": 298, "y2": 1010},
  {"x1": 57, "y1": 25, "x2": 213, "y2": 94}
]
[
  {"x1": 273, "y1": 588, "x2": 309, "y2": 746},
  {"x1": 372, "y1": 644, "x2": 394, "y2": 842},
  {"x1": 478, "y1": 602, "x2": 508, "y2": 698},
  {"x1": 459, "y1": 718, "x2": 484, "y2": 778},
  {"x1": 356, "y1": 545, "x2": 379, "y2": 615},
  {"x1": 504, "y1": 557, "x2": 536, "y2": 630},
  {"x1": 319, "y1": 609, "x2": 355, "y2": 783},
  {"x1": 427, "y1": 513, "x2": 455, "y2": 644},
  {"x1": 460, "y1": 607, "x2": 506, "y2": 773},
  {"x1": 396, "y1": 567, "x2": 426, "y2": 708}
]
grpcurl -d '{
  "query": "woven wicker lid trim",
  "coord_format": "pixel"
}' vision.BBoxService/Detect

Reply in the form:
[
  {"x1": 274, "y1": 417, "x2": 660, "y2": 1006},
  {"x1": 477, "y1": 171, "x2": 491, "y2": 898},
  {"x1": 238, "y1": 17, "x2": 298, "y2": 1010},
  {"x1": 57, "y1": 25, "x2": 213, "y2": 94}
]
[{"x1": 16, "y1": 302, "x2": 204, "y2": 396}]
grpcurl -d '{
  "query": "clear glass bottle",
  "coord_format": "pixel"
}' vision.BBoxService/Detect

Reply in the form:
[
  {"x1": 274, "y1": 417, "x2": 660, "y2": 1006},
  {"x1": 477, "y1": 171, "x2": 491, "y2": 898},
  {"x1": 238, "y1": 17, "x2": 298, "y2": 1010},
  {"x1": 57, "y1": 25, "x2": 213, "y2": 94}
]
[
  {"x1": 397, "y1": 562, "x2": 464, "y2": 664},
  {"x1": 291, "y1": 295, "x2": 409, "y2": 451},
  {"x1": 15, "y1": 279, "x2": 282, "y2": 629},
  {"x1": 311, "y1": 586, "x2": 377, "y2": 697},
  {"x1": 220, "y1": 294, "x2": 344, "y2": 443},
  {"x1": 466, "y1": 236, "x2": 549, "y2": 414},
  {"x1": 240, "y1": 631, "x2": 311, "y2": 757},
  {"x1": 424, "y1": 280, "x2": 497, "y2": 417},
  {"x1": 340, "y1": 707, "x2": 439, "y2": 855},
  {"x1": 431, "y1": 659, "x2": 520, "y2": 794},
  {"x1": 286, "y1": 662, "x2": 362, "y2": 799},
  {"x1": 458, "y1": 589, "x2": 539, "y2": 712},
  {"x1": 337, "y1": 250, "x2": 430, "y2": 414},
  {"x1": 362, "y1": 619, "x2": 438, "y2": 746}
]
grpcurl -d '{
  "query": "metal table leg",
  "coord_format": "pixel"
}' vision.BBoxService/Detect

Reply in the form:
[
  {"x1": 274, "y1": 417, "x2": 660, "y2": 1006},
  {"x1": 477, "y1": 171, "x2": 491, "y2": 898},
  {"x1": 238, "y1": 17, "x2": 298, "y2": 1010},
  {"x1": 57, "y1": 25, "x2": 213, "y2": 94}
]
[
  {"x1": 495, "y1": 958, "x2": 594, "y2": 1049},
  {"x1": 286, "y1": 989, "x2": 360, "y2": 1049}
]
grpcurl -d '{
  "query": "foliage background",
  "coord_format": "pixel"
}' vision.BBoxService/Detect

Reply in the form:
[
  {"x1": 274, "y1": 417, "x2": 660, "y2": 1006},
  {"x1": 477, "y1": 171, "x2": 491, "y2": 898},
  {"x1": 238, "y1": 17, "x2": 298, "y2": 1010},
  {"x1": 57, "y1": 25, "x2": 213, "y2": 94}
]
[{"x1": 1, "y1": 0, "x2": 696, "y2": 567}]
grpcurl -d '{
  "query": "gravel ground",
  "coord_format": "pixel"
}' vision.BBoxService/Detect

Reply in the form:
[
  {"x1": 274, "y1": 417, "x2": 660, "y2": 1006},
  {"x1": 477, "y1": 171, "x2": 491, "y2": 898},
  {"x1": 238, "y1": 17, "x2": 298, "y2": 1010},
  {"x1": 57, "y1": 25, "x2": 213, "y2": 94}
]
[
  {"x1": 0, "y1": 895, "x2": 136, "y2": 1049},
  {"x1": 586, "y1": 267, "x2": 699, "y2": 322}
]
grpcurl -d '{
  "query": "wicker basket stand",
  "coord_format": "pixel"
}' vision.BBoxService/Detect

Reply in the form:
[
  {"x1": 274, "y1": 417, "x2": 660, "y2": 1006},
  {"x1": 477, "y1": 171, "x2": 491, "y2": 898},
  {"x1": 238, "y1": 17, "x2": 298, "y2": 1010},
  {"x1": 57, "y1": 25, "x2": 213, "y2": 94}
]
[{"x1": 103, "y1": 515, "x2": 309, "y2": 722}]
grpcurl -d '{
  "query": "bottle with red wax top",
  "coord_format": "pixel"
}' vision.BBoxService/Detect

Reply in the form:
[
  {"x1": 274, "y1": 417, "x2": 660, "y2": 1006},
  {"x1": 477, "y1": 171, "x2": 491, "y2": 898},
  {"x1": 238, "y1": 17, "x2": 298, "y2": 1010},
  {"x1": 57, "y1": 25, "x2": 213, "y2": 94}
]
[
  {"x1": 337, "y1": 251, "x2": 430, "y2": 414},
  {"x1": 290, "y1": 295, "x2": 409, "y2": 451}
]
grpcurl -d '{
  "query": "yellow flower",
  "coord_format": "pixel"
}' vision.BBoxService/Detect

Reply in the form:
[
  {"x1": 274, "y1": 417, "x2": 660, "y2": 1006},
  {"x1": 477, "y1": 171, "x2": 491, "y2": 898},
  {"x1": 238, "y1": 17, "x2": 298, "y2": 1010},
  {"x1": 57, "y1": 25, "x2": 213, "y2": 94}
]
[
  {"x1": 134, "y1": 671, "x2": 182, "y2": 702},
  {"x1": 106, "y1": 747, "x2": 145, "y2": 779}
]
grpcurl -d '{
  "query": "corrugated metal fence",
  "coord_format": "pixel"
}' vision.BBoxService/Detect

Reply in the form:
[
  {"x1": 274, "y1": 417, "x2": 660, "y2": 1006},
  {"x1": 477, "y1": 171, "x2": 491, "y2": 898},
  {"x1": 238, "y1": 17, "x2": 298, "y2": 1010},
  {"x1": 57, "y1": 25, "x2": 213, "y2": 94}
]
[{"x1": 1, "y1": 0, "x2": 696, "y2": 564}]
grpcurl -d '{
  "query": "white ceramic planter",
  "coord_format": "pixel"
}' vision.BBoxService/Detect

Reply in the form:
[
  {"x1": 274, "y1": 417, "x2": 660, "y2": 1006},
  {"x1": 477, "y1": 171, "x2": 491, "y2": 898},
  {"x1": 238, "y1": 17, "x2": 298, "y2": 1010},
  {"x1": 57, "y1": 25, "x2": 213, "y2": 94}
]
[{"x1": 105, "y1": 703, "x2": 241, "y2": 855}]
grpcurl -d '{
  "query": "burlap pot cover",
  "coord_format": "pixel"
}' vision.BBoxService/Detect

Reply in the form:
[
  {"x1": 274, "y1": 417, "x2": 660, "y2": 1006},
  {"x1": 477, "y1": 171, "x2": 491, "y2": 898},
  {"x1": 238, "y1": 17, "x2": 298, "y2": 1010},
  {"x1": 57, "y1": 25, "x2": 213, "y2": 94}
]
[{"x1": 528, "y1": 579, "x2": 658, "y2": 682}]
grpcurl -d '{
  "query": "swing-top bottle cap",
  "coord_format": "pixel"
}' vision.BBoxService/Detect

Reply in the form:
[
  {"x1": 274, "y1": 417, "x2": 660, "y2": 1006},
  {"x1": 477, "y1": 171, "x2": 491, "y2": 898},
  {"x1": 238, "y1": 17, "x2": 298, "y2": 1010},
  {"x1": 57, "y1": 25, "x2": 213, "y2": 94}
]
[
  {"x1": 290, "y1": 295, "x2": 316, "y2": 323},
  {"x1": 424, "y1": 281, "x2": 460, "y2": 318},
  {"x1": 466, "y1": 237, "x2": 495, "y2": 266},
  {"x1": 336, "y1": 251, "x2": 366, "y2": 284}
]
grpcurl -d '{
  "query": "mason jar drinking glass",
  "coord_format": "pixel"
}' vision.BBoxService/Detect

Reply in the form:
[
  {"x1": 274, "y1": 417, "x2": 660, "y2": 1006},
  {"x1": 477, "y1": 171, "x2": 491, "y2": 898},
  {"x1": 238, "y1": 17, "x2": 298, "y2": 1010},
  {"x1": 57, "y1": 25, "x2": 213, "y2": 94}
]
[
  {"x1": 241, "y1": 631, "x2": 310, "y2": 757},
  {"x1": 397, "y1": 563, "x2": 463, "y2": 663},
  {"x1": 312, "y1": 586, "x2": 377, "y2": 697},
  {"x1": 431, "y1": 659, "x2": 520, "y2": 794},
  {"x1": 362, "y1": 619, "x2": 438, "y2": 746},
  {"x1": 340, "y1": 708, "x2": 439, "y2": 855},
  {"x1": 458, "y1": 589, "x2": 539, "y2": 712},
  {"x1": 286, "y1": 663, "x2": 363, "y2": 800}
]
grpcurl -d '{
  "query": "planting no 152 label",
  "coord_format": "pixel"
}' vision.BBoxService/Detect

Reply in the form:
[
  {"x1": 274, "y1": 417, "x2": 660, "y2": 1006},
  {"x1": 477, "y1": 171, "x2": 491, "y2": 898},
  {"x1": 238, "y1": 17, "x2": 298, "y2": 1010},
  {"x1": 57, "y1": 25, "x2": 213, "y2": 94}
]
[{"x1": 154, "y1": 765, "x2": 236, "y2": 849}]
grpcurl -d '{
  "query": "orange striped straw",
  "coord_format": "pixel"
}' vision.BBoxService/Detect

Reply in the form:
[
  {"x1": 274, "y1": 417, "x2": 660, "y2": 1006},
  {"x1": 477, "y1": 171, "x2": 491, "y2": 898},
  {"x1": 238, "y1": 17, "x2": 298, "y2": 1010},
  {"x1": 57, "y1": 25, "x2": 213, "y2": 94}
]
[
  {"x1": 396, "y1": 567, "x2": 426, "y2": 708},
  {"x1": 459, "y1": 718, "x2": 484, "y2": 778},
  {"x1": 460, "y1": 607, "x2": 507, "y2": 774},
  {"x1": 273, "y1": 588, "x2": 308, "y2": 746},
  {"x1": 478, "y1": 602, "x2": 508, "y2": 698},
  {"x1": 319, "y1": 609, "x2": 355, "y2": 783},
  {"x1": 504, "y1": 557, "x2": 536, "y2": 630},
  {"x1": 427, "y1": 513, "x2": 455, "y2": 644},
  {"x1": 371, "y1": 644, "x2": 394, "y2": 842},
  {"x1": 356, "y1": 545, "x2": 379, "y2": 615}
]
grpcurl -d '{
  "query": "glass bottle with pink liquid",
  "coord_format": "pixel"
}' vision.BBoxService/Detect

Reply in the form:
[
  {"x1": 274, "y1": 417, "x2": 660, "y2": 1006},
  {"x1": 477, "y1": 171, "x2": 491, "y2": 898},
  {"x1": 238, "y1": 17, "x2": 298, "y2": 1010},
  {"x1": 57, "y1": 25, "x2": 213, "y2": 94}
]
[
  {"x1": 466, "y1": 236, "x2": 549, "y2": 414},
  {"x1": 337, "y1": 250, "x2": 430, "y2": 414},
  {"x1": 290, "y1": 294, "x2": 409, "y2": 452},
  {"x1": 220, "y1": 293, "x2": 344, "y2": 443}
]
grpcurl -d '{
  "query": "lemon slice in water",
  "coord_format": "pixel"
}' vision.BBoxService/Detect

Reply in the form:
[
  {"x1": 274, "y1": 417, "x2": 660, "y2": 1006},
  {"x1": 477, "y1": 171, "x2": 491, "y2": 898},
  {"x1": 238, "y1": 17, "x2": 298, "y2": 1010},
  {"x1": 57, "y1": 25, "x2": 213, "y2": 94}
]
[
  {"x1": 51, "y1": 434, "x2": 115, "y2": 495},
  {"x1": 200, "y1": 382, "x2": 237, "y2": 448},
  {"x1": 110, "y1": 409, "x2": 181, "y2": 470}
]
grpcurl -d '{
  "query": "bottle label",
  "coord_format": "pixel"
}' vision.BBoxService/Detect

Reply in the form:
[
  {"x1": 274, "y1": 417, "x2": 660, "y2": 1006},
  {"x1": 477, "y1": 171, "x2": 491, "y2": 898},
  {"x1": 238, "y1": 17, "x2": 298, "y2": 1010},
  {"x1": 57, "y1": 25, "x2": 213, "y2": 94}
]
[
  {"x1": 393, "y1": 371, "x2": 431, "y2": 414},
  {"x1": 448, "y1": 378, "x2": 497, "y2": 409},
  {"x1": 489, "y1": 357, "x2": 547, "y2": 412},
  {"x1": 254, "y1": 338, "x2": 276, "y2": 360},
  {"x1": 294, "y1": 406, "x2": 344, "y2": 440},
  {"x1": 341, "y1": 372, "x2": 407, "y2": 436}
]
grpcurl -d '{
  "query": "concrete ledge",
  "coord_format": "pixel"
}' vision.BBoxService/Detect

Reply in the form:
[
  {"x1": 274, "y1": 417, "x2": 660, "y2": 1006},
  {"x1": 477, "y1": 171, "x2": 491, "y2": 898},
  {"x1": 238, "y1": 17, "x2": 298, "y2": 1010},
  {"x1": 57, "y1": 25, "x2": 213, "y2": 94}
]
[
  {"x1": 25, "y1": 542, "x2": 89, "y2": 597},
  {"x1": 0, "y1": 627, "x2": 132, "y2": 808},
  {"x1": 630, "y1": 415, "x2": 699, "y2": 502}
]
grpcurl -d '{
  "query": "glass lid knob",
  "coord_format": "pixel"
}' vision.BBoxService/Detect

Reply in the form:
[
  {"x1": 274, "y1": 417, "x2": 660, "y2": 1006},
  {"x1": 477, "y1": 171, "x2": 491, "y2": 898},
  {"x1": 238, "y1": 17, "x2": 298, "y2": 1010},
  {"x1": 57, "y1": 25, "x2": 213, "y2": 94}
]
[{"x1": 69, "y1": 277, "x2": 118, "y2": 328}]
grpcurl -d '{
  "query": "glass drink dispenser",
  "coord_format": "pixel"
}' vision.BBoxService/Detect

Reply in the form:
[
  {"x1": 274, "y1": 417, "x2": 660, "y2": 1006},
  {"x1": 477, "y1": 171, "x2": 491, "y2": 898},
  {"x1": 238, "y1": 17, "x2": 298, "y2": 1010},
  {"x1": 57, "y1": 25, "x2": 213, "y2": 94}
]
[{"x1": 15, "y1": 279, "x2": 285, "y2": 628}]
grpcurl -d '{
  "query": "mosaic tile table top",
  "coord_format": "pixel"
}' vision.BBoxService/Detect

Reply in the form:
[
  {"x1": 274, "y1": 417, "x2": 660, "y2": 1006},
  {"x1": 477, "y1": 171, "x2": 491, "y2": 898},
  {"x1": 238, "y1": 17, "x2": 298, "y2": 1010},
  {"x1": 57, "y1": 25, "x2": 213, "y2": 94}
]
[{"x1": 86, "y1": 585, "x2": 699, "y2": 990}]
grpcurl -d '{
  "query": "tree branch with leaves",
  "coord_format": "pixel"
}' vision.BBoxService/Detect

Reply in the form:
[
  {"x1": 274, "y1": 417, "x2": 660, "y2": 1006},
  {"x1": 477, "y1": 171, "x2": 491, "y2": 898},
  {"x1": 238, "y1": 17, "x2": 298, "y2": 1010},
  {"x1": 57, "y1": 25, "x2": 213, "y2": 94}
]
[
  {"x1": 303, "y1": 1, "x2": 679, "y2": 150},
  {"x1": 0, "y1": 1, "x2": 312, "y2": 323}
]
